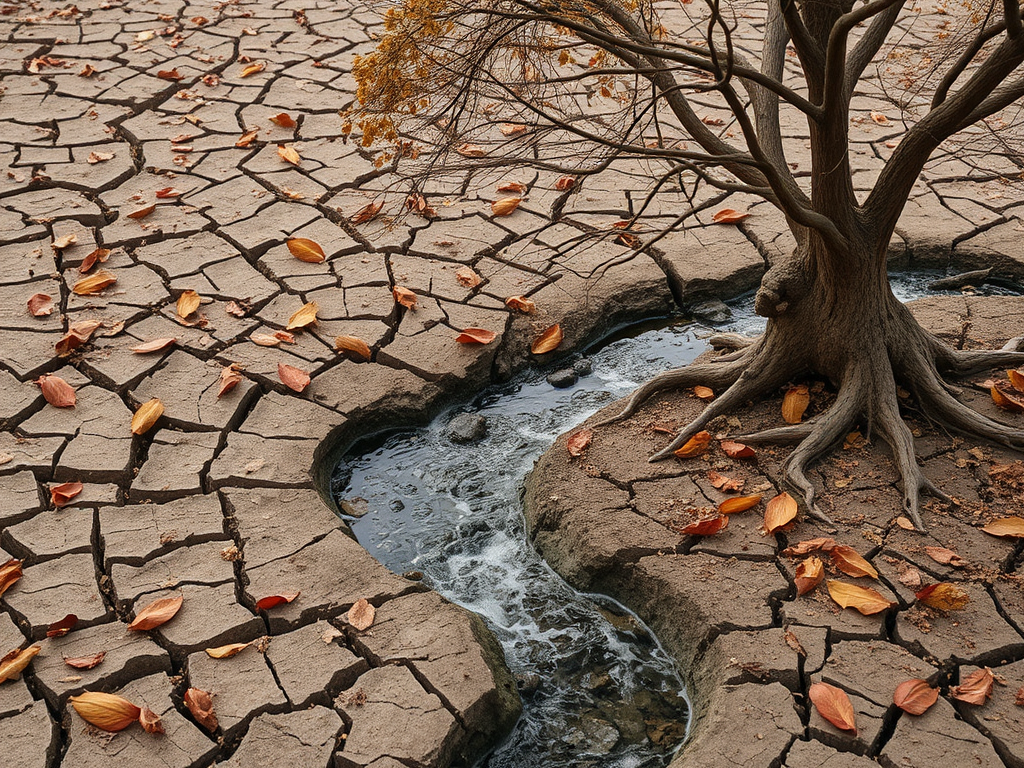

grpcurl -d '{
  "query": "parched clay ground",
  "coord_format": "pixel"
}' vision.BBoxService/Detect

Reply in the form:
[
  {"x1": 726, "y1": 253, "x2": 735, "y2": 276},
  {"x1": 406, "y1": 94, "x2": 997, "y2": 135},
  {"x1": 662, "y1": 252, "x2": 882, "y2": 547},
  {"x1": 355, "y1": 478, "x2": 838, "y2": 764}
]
[
  {"x1": 525, "y1": 295, "x2": 1024, "y2": 768},
  {"x1": 1, "y1": 0, "x2": 1024, "y2": 767}
]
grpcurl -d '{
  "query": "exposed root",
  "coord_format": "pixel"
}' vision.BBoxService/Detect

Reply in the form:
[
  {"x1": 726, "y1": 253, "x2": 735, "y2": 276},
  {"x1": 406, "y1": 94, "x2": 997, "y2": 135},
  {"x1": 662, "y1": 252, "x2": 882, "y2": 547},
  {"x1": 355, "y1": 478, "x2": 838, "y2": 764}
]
[
  {"x1": 708, "y1": 332, "x2": 759, "y2": 351},
  {"x1": 913, "y1": 365, "x2": 1024, "y2": 449},
  {"x1": 873, "y1": 364, "x2": 950, "y2": 531},
  {"x1": 648, "y1": 357, "x2": 792, "y2": 460},
  {"x1": 593, "y1": 352, "x2": 753, "y2": 427},
  {"x1": 781, "y1": 367, "x2": 866, "y2": 529},
  {"x1": 735, "y1": 421, "x2": 815, "y2": 445},
  {"x1": 945, "y1": 348, "x2": 1024, "y2": 375}
]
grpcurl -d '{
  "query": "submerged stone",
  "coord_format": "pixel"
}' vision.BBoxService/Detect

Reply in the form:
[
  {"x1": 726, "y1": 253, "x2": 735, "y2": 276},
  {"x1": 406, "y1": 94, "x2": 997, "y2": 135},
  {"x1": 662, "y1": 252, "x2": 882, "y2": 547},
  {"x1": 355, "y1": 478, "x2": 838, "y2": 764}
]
[{"x1": 446, "y1": 412, "x2": 488, "y2": 443}]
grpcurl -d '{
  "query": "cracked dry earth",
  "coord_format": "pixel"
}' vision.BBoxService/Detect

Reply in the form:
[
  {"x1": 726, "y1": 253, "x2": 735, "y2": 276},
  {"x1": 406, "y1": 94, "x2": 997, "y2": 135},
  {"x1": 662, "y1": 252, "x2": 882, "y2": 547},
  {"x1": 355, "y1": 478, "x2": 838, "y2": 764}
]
[
  {"x1": 2, "y1": 0, "x2": 1024, "y2": 767},
  {"x1": 526, "y1": 296, "x2": 1024, "y2": 768}
]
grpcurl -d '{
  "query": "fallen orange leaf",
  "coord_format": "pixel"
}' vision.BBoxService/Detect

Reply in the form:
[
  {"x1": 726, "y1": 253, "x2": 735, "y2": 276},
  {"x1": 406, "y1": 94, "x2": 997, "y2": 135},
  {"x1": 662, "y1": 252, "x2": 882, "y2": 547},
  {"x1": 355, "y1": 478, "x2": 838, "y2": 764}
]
[
  {"x1": 491, "y1": 196, "x2": 522, "y2": 216},
  {"x1": 915, "y1": 582, "x2": 970, "y2": 610},
  {"x1": 278, "y1": 363, "x2": 310, "y2": 393},
  {"x1": 0, "y1": 645, "x2": 40, "y2": 684},
  {"x1": 982, "y1": 516, "x2": 1024, "y2": 538},
  {"x1": 0, "y1": 559, "x2": 23, "y2": 598},
  {"x1": 712, "y1": 208, "x2": 751, "y2": 224},
  {"x1": 184, "y1": 688, "x2": 218, "y2": 732},
  {"x1": 131, "y1": 398, "x2": 164, "y2": 435},
  {"x1": 349, "y1": 201, "x2": 383, "y2": 224},
  {"x1": 531, "y1": 324, "x2": 563, "y2": 355},
  {"x1": 239, "y1": 61, "x2": 265, "y2": 77},
  {"x1": 205, "y1": 642, "x2": 251, "y2": 659},
  {"x1": 950, "y1": 668, "x2": 994, "y2": 705},
  {"x1": 269, "y1": 112, "x2": 296, "y2": 127},
  {"x1": 286, "y1": 237, "x2": 326, "y2": 263},
  {"x1": 46, "y1": 614, "x2": 78, "y2": 638},
  {"x1": 286, "y1": 301, "x2": 319, "y2": 330},
  {"x1": 718, "y1": 494, "x2": 762, "y2": 514},
  {"x1": 235, "y1": 128, "x2": 259, "y2": 148},
  {"x1": 827, "y1": 580, "x2": 894, "y2": 615},
  {"x1": 455, "y1": 266, "x2": 482, "y2": 287},
  {"x1": 720, "y1": 440, "x2": 754, "y2": 458},
  {"x1": 56, "y1": 319, "x2": 102, "y2": 356},
  {"x1": 70, "y1": 691, "x2": 140, "y2": 732},
  {"x1": 139, "y1": 705, "x2": 164, "y2": 734},
  {"x1": 893, "y1": 679, "x2": 939, "y2": 715},
  {"x1": 673, "y1": 430, "x2": 711, "y2": 458},
  {"x1": 567, "y1": 429, "x2": 593, "y2": 457},
  {"x1": 782, "y1": 538, "x2": 838, "y2": 556},
  {"x1": 72, "y1": 270, "x2": 117, "y2": 295},
  {"x1": 177, "y1": 290, "x2": 201, "y2": 319},
  {"x1": 50, "y1": 481, "x2": 84, "y2": 507},
  {"x1": 131, "y1": 337, "x2": 176, "y2": 354},
  {"x1": 277, "y1": 144, "x2": 301, "y2": 165},
  {"x1": 764, "y1": 492, "x2": 797, "y2": 534},
  {"x1": 126, "y1": 203, "x2": 156, "y2": 220},
  {"x1": 795, "y1": 556, "x2": 824, "y2": 596},
  {"x1": 809, "y1": 681, "x2": 857, "y2": 733},
  {"x1": 335, "y1": 335, "x2": 371, "y2": 362},
  {"x1": 678, "y1": 514, "x2": 729, "y2": 536},
  {"x1": 64, "y1": 651, "x2": 106, "y2": 669},
  {"x1": 830, "y1": 545, "x2": 878, "y2": 579},
  {"x1": 218, "y1": 363, "x2": 243, "y2": 398},
  {"x1": 27, "y1": 293, "x2": 53, "y2": 316},
  {"x1": 128, "y1": 594, "x2": 183, "y2": 631},
  {"x1": 505, "y1": 295, "x2": 536, "y2": 313},
  {"x1": 455, "y1": 328, "x2": 497, "y2": 344},
  {"x1": 37, "y1": 374, "x2": 76, "y2": 407},
  {"x1": 393, "y1": 286, "x2": 417, "y2": 309},
  {"x1": 693, "y1": 385, "x2": 714, "y2": 400},
  {"x1": 782, "y1": 384, "x2": 810, "y2": 423}
]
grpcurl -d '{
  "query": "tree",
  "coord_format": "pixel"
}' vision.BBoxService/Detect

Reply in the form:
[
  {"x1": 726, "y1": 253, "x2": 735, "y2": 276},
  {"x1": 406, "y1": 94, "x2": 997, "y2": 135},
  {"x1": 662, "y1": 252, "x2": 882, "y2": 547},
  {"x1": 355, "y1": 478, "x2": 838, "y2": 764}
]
[{"x1": 349, "y1": 0, "x2": 1024, "y2": 530}]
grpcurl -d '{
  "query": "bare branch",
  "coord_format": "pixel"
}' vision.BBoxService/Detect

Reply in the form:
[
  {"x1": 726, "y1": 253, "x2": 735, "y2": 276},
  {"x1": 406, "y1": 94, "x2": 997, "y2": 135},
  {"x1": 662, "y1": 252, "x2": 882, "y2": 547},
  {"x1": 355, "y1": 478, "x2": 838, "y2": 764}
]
[{"x1": 844, "y1": 0, "x2": 907, "y2": 101}]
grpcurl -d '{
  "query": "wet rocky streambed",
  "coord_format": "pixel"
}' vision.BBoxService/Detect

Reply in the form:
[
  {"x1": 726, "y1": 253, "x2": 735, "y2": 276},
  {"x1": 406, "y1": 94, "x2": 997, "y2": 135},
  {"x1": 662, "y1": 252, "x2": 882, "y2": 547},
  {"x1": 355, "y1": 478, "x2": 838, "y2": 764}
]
[{"x1": 331, "y1": 271, "x2": 1017, "y2": 768}]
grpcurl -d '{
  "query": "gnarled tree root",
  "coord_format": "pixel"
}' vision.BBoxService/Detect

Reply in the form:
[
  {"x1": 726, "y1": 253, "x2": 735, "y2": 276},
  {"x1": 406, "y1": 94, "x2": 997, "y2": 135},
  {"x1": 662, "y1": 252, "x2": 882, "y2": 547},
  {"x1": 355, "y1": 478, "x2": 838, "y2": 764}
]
[{"x1": 611, "y1": 326, "x2": 1024, "y2": 532}]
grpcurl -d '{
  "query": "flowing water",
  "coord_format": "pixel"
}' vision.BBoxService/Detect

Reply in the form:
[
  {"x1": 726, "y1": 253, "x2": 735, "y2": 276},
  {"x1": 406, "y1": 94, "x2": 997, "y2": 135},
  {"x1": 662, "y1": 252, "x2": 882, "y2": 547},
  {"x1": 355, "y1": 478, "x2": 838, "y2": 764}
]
[{"x1": 331, "y1": 271, "x2": 1018, "y2": 767}]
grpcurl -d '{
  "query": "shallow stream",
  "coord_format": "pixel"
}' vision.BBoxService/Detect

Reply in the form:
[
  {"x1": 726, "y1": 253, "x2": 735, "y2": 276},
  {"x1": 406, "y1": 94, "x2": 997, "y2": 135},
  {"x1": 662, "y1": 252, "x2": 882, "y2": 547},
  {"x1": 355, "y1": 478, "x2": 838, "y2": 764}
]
[{"x1": 331, "y1": 270, "x2": 1016, "y2": 767}]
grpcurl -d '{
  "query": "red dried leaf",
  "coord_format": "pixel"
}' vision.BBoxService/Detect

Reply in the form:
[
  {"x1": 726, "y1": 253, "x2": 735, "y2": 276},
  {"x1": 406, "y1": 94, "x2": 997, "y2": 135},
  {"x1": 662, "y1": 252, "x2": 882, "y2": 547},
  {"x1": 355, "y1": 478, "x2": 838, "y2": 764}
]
[
  {"x1": 46, "y1": 614, "x2": 79, "y2": 638},
  {"x1": 893, "y1": 679, "x2": 939, "y2": 715},
  {"x1": 712, "y1": 208, "x2": 751, "y2": 224},
  {"x1": 554, "y1": 176, "x2": 576, "y2": 191},
  {"x1": 678, "y1": 515, "x2": 729, "y2": 536},
  {"x1": 277, "y1": 363, "x2": 310, "y2": 393},
  {"x1": 0, "y1": 559, "x2": 23, "y2": 598},
  {"x1": 156, "y1": 68, "x2": 183, "y2": 81},
  {"x1": 567, "y1": 429, "x2": 593, "y2": 457},
  {"x1": 64, "y1": 651, "x2": 106, "y2": 669},
  {"x1": 27, "y1": 293, "x2": 53, "y2": 316},
  {"x1": 139, "y1": 705, "x2": 164, "y2": 734},
  {"x1": 335, "y1": 335, "x2": 371, "y2": 362},
  {"x1": 51, "y1": 481, "x2": 84, "y2": 507},
  {"x1": 782, "y1": 538, "x2": 838, "y2": 556},
  {"x1": 269, "y1": 112, "x2": 296, "y2": 128},
  {"x1": 809, "y1": 681, "x2": 857, "y2": 733},
  {"x1": 505, "y1": 295, "x2": 536, "y2": 313},
  {"x1": 924, "y1": 546, "x2": 966, "y2": 567},
  {"x1": 154, "y1": 187, "x2": 181, "y2": 199},
  {"x1": 720, "y1": 440, "x2": 755, "y2": 458},
  {"x1": 126, "y1": 204, "x2": 156, "y2": 220},
  {"x1": 393, "y1": 286, "x2": 417, "y2": 309},
  {"x1": 991, "y1": 381, "x2": 1024, "y2": 411},
  {"x1": 37, "y1": 374, "x2": 76, "y2": 407},
  {"x1": 708, "y1": 471, "x2": 743, "y2": 493},
  {"x1": 56, "y1": 319, "x2": 102, "y2": 355},
  {"x1": 349, "y1": 201, "x2": 383, "y2": 224},
  {"x1": 950, "y1": 668, "x2": 994, "y2": 705},
  {"x1": 70, "y1": 692, "x2": 140, "y2": 732},
  {"x1": 218, "y1": 364, "x2": 243, "y2": 398},
  {"x1": 491, "y1": 196, "x2": 522, "y2": 216},
  {"x1": 79, "y1": 247, "x2": 110, "y2": 274},
  {"x1": 255, "y1": 592, "x2": 300, "y2": 611}
]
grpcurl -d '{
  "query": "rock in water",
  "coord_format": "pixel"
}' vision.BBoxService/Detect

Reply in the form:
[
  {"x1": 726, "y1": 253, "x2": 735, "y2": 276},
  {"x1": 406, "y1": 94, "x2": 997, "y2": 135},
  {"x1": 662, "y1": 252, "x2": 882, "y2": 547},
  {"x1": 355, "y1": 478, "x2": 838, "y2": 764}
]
[
  {"x1": 547, "y1": 368, "x2": 579, "y2": 388},
  {"x1": 446, "y1": 412, "x2": 487, "y2": 443},
  {"x1": 691, "y1": 298, "x2": 732, "y2": 323},
  {"x1": 573, "y1": 358, "x2": 594, "y2": 376}
]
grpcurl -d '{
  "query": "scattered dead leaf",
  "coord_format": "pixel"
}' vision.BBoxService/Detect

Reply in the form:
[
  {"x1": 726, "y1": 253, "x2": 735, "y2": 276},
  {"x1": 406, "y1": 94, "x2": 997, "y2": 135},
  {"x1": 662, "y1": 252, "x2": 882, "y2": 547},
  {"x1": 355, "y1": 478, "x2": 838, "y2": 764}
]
[
  {"x1": 809, "y1": 681, "x2": 857, "y2": 733},
  {"x1": 491, "y1": 197, "x2": 522, "y2": 216},
  {"x1": 693, "y1": 385, "x2": 714, "y2": 400},
  {"x1": 393, "y1": 286, "x2": 417, "y2": 309},
  {"x1": 831, "y1": 545, "x2": 878, "y2": 579},
  {"x1": 235, "y1": 128, "x2": 260, "y2": 148},
  {"x1": 455, "y1": 327, "x2": 496, "y2": 345},
  {"x1": 37, "y1": 374, "x2": 76, "y2": 408},
  {"x1": 269, "y1": 112, "x2": 296, "y2": 128},
  {"x1": 795, "y1": 556, "x2": 825, "y2": 596},
  {"x1": 349, "y1": 201, "x2": 383, "y2": 224},
  {"x1": 139, "y1": 706, "x2": 164, "y2": 734},
  {"x1": 70, "y1": 691, "x2": 140, "y2": 732},
  {"x1": 131, "y1": 337, "x2": 176, "y2": 354},
  {"x1": 719, "y1": 494, "x2": 762, "y2": 514},
  {"x1": 50, "y1": 481, "x2": 84, "y2": 507},
  {"x1": 27, "y1": 293, "x2": 53, "y2": 316},
  {"x1": 277, "y1": 144, "x2": 301, "y2": 165},
  {"x1": 673, "y1": 430, "x2": 711, "y2": 458},
  {"x1": 205, "y1": 642, "x2": 250, "y2": 659},
  {"x1": 764, "y1": 492, "x2": 798, "y2": 534},
  {"x1": 455, "y1": 266, "x2": 482, "y2": 287},
  {"x1": 184, "y1": 688, "x2": 217, "y2": 732},
  {"x1": 277, "y1": 363, "x2": 310, "y2": 393},
  {"x1": 56, "y1": 319, "x2": 102, "y2": 355},
  {"x1": 239, "y1": 61, "x2": 265, "y2": 77},
  {"x1": 531, "y1": 324, "x2": 563, "y2": 354},
  {"x1": 127, "y1": 203, "x2": 156, "y2": 220},
  {"x1": 505, "y1": 295, "x2": 536, "y2": 313},
  {"x1": 567, "y1": 429, "x2": 593, "y2": 457},
  {"x1": 46, "y1": 614, "x2": 78, "y2": 638},
  {"x1": 827, "y1": 581, "x2": 894, "y2": 615},
  {"x1": 0, "y1": 645, "x2": 40, "y2": 683},
  {"x1": 286, "y1": 301, "x2": 319, "y2": 330},
  {"x1": 981, "y1": 516, "x2": 1024, "y2": 538},
  {"x1": 782, "y1": 384, "x2": 810, "y2": 423},
  {"x1": 64, "y1": 651, "x2": 106, "y2": 670},
  {"x1": 255, "y1": 592, "x2": 300, "y2": 611},
  {"x1": 708, "y1": 470, "x2": 743, "y2": 492},
  {"x1": 677, "y1": 514, "x2": 729, "y2": 536},
  {"x1": 0, "y1": 559, "x2": 24, "y2": 598},
  {"x1": 924, "y1": 546, "x2": 966, "y2": 567},
  {"x1": 72, "y1": 270, "x2": 117, "y2": 295},
  {"x1": 782, "y1": 538, "x2": 838, "y2": 556},
  {"x1": 131, "y1": 398, "x2": 164, "y2": 435},
  {"x1": 177, "y1": 290, "x2": 201, "y2": 319},
  {"x1": 950, "y1": 668, "x2": 994, "y2": 705},
  {"x1": 335, "y1": 335, "x2": 371, "y2": 362},
  {"x1": 286, "y1": 237, "x2": 326, "y2": 263},
  {"x1": 128, "y1": 594, "x2": 183, "y2": 631},
  {"x1": 720, "y1": 440, "x2": 754, "y2": 458},
  {"x1": 711, "y1": 208, "x2": 750, "y2": 224},
  {"x1": 916, "y1": 582, "x2": 970, "y2": 611}
]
